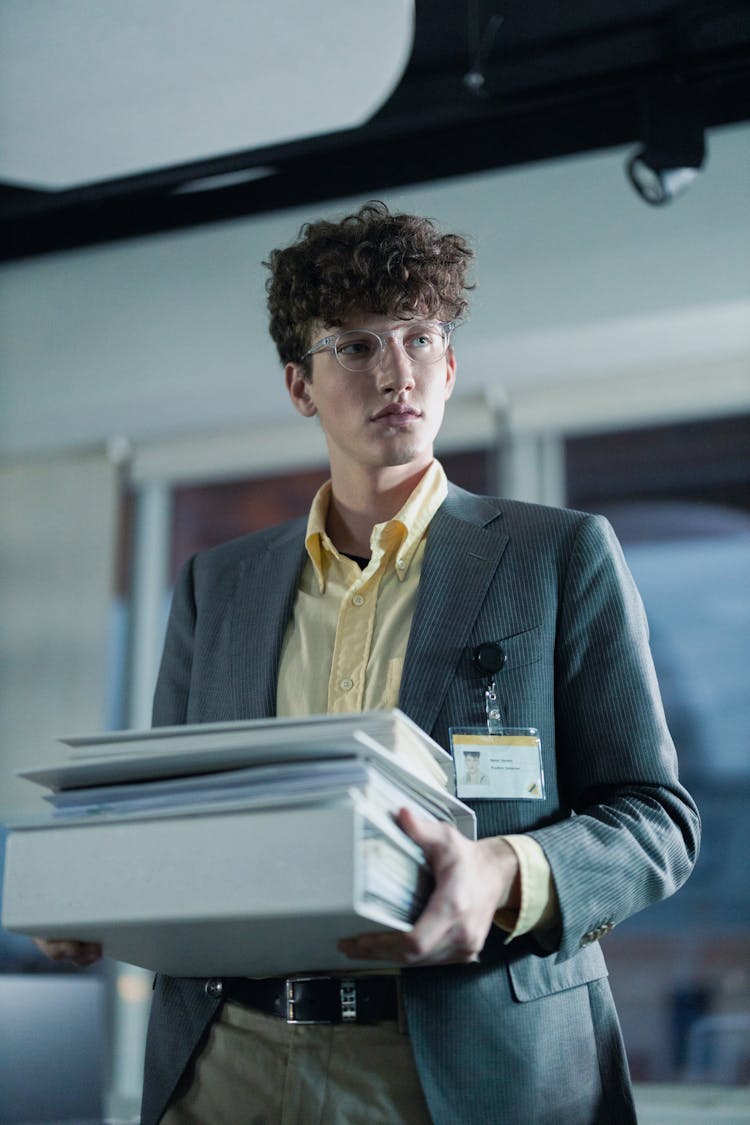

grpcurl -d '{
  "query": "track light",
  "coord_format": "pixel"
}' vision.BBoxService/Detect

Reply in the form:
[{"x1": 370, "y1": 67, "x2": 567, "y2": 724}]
[{"x1": 627, "y1": 76, "x2": 706, "y2": 206}]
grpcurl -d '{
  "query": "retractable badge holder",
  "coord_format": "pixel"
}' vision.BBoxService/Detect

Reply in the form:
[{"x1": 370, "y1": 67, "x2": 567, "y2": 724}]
[
  {"x1": 474, "y1": 642, "x2": 507, "y2": 734},
  {"x1": 449, "y1": 642, "x2": 545, "y2": 801}
]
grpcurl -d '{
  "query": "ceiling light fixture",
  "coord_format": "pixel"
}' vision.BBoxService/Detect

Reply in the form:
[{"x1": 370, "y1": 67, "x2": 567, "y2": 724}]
[
  {"x1": 172, "y1": 166, "x2": 277, "y2": 195},
  {"x1": 463, "y1": 1, "x2": 503, "y2": 95},
  {"x1": 626, "y1": 75, "x2": 707, "y2": 206}
]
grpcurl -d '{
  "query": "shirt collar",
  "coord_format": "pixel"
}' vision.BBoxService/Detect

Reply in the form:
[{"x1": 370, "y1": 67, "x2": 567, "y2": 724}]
[{"x1": 305, "y1": 461, "x2": 448, "y2": 592}]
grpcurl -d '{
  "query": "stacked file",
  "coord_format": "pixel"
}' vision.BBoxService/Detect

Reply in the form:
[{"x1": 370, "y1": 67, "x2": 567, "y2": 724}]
[{"x1": 2, "y1": 710, "x2": 475, "y2": 976}]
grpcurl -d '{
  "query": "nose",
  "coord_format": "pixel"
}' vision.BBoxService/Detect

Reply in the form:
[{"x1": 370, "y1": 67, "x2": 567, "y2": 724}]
[{"x1": 375, "y1": 337, "x2": 416, "y2": 394}]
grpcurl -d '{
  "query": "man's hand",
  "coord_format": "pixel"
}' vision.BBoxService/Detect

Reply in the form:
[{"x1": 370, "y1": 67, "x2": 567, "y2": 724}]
[
  {"x1": 338, "y1": 807, "x2": 520, "y2": 966},
  {"x1": 32, "y1": 938, "x2": 102, "y2": 967}
]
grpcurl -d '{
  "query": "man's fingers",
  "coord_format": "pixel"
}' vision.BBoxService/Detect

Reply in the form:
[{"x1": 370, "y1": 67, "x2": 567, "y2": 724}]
[
  {"x1": 339, "y1": 881, "x2": 479, "y2": 965},
  {"x1": 33, "y1": 938, "x2": 102, "y2": 965},
  {"x1": 338, "y1": 922, "x2": 479, "y2": 966},
  {"x1": 338, "y1": 933, "x2": 413, "y2": 962},
  {"x1": 395, "y1": 806, "x2": 454, "y2": 856},
  {"x1": 339, "y1": 813, "x2": 508, "y2": 966}
]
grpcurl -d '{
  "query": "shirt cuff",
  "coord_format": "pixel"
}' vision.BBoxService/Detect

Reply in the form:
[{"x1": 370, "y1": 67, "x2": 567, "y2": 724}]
[{"x1": 493, "y1": 834, "x2": 559, "y2": 942}]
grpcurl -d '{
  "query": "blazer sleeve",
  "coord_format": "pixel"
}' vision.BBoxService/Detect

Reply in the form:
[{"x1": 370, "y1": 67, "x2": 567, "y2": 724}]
[{"x1": 530, "y1": 513, "x2": 700, "y2": 962}]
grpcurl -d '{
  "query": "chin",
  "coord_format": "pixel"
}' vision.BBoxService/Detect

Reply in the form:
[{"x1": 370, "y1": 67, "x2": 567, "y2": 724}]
[{"x1": 379, "y1": 444, "x2": 427, "y2": 468}]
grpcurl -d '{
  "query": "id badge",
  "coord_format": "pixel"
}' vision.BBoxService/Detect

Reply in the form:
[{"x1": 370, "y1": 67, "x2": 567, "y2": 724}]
[{"x1": 450, "y1": 727, "x2": 545, "y2": 801}]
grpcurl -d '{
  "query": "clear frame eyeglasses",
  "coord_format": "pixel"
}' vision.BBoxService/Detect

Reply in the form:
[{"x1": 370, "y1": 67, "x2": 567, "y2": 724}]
[{"x1": 301, "y1": 320, "x2": 456, "y2": 373}]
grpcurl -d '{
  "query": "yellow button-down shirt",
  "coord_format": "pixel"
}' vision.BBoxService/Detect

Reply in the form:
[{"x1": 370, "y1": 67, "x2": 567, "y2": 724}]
[
  {"x1": 276, "y1": 461, "x2": 557, "y2": 939},
  {"x1": 277, "y1": 460, "x2": 446, "y2": 717}
]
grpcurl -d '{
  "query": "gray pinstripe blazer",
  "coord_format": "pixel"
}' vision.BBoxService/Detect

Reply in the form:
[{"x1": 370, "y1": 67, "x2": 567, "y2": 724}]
[{"x1": 141, "y1": 484, "x2": 700, "y2": 1125}]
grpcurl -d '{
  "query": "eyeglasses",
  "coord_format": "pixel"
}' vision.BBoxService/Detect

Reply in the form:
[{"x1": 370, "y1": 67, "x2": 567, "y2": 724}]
[{"x1": 301, "y1": 320, "x2": 456, "y2": 373}]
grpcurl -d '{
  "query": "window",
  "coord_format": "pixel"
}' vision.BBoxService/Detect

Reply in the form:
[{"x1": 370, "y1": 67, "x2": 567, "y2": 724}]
[{"x1": 566, "y1": 414, "x2": 750, "y2": 1085}]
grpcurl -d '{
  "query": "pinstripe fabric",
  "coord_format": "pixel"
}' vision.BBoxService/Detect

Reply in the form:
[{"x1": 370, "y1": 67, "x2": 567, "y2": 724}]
[{"x1": 142, "y1": 483, "x2": 700, "y2": 1125}]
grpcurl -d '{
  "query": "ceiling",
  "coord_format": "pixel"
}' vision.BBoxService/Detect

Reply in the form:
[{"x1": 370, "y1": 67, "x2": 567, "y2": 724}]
[
  {"x1": 2, "y1": 0, "x2": 749, "y2": 262},
  {"x1": 0, "y1": 1, "x2": 414, "y2": 187}
]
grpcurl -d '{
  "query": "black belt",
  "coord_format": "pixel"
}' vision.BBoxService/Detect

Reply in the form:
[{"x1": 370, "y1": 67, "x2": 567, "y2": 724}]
[{"x1": 212, "y1": 975, "x2": 399, "y2": 1024}]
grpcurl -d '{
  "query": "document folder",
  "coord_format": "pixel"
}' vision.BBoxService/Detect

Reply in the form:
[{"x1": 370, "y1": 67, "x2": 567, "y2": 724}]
[
  {"x1": 2, "y1": 710, "x2": 476, "y2": 975},
  {"x1": 21, "y1": 709, "x2": 454, "y2": 794},
  {"x1": 3, "y1": 796, "x2": 437, "y2": 975}
]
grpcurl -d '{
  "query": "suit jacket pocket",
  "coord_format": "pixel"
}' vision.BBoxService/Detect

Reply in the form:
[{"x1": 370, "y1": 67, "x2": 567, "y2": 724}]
[
  {"x1": 496, "y1": 625, "x2": 543, "y2": 671},
  {"x1": 506, "y1": 940, "x2": 607, "y2": 1002}
]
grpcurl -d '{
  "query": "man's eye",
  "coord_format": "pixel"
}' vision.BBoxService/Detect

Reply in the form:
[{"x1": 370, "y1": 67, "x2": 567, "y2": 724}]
[
  {"x1": 408, "y1": 330, "x2": 437, "y2": 349},
  {"x1": 338, "y1": 337, "x2": 375, "y2": 356}
]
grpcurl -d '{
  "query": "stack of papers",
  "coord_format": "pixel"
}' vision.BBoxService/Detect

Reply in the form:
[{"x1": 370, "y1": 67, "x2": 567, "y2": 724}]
[{"x1": 2, "y1": 710, "x2": 475, "y2": 976}]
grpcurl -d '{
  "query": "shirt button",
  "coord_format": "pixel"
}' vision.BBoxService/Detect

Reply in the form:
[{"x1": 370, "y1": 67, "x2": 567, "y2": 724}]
[
  {"x1": 352, "y1": 594, "x2": 364, "y2": 606},
  {"x1": 340, "y1": 678, "x2": 354, "y2": 691},
  {"x1": 396, "y1": 558, "x2": 406, "y2": 570}
]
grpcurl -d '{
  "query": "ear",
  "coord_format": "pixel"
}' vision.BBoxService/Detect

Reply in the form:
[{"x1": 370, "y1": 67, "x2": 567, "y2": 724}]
[
  {"x1": 443, "y1": 347, "x2": 457, "y2": 400},
  {"x1": 285, "y1": 363, "x2": 317, "y2": 418}
]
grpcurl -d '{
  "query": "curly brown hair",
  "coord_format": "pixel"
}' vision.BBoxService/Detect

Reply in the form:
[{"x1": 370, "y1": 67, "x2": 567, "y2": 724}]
[{"x1": 264, "y1": 201, "x2": 474, "y2": 370}]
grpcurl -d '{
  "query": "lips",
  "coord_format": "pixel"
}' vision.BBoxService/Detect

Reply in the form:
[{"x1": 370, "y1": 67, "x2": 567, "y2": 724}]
[{"x1": 371, "y1": 403, "x2": 421, "y2": 421}]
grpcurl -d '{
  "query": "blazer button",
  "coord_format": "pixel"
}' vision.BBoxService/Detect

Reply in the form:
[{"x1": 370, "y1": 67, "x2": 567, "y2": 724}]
[
  {"x1": 581, "y1": 920, "x2": 615, "y2": 947},
  {"x1": 205, "y1": 978, "x2": 224, "y2": 999}
]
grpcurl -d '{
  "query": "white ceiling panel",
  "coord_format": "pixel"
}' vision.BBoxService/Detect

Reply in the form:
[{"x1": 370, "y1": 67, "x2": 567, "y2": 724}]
[{"x1": 0, "y1": 0, "x2": 415, "y2": 188}]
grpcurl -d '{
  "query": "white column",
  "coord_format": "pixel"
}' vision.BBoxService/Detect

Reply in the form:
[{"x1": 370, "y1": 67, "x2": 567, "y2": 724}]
[
  {"x1": 501, "y1": 429, "x2": 566, "y2": 506},
  {"x1": 104, "y1": 479, "x2": 172, "y2": 1124},
  {"x1": 129, "y1": 480, "x2": 172, "y2": 728}
]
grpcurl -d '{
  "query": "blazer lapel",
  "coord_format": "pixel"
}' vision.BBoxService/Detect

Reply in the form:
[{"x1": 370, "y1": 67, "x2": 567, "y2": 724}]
[
  {"x1": 400, "y1": 487, "x2": 510, "y2": 736},
  {"x1": 230, "y1": 519, "x2": 307, "y2": 719}
]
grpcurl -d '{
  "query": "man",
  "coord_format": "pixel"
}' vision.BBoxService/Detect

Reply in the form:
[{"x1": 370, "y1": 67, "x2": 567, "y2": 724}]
[
  {"x1": 461, "y1": 750, "x2": 489, "y2": 786},
  {"x1": 39, "y1": 202, "x2": 700, "y2": 1123}
]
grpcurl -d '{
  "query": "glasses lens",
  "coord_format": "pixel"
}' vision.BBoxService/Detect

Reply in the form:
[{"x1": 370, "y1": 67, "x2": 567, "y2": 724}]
[
  {"x1": 401, "y1": 323, "x2": 449, "y2": 364},
  {"x1": 334, "y1": 330, "x2": 382, "y2": 372},
  {"x1": 333, "y1": 323, "x2": 450, "y2": 372}
]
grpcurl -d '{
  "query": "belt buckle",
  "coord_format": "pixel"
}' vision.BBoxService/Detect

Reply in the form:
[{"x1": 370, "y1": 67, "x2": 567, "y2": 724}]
[{"x1": 283, "y1": 976, "x2": 357, "y2": 1024}]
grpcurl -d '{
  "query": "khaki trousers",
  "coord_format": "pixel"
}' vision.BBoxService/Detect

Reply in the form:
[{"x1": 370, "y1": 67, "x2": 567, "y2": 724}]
[{"x1": 161, "y1": 1000, "x2": 433, "y2": 1125}]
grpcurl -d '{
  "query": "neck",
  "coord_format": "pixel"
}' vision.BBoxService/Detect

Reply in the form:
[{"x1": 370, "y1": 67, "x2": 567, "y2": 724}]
[{"x1": 325, "y1": 460, "x2": 432, "y2": 557}]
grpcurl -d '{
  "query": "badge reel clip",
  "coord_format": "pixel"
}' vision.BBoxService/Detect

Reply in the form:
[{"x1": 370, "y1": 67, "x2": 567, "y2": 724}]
[{"x1": 474, "y1": 642, "x2": 507, "y2": 734}]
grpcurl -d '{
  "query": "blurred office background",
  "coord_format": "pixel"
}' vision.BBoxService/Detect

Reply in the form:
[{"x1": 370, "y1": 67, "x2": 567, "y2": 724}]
[{"x1": 1, "y1": 2, "x2": 749, "y2": 1122}]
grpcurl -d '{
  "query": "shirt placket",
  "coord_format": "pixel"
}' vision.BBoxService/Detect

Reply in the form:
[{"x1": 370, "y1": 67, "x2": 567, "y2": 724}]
[{"x1": 326, "y1": 545, "x2": 391, "y2": 714}]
